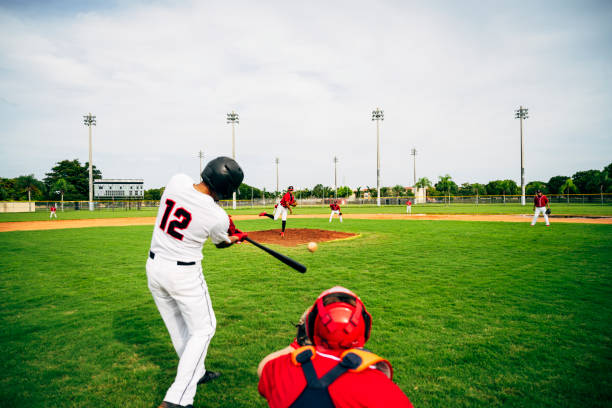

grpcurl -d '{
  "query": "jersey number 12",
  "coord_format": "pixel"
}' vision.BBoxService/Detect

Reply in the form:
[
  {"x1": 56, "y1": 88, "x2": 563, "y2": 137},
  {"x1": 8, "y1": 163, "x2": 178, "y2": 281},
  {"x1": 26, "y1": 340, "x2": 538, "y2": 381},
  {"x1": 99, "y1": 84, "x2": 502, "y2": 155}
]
[{"x1": 159, "y1": 199, "x2": 192, "y2": 240}]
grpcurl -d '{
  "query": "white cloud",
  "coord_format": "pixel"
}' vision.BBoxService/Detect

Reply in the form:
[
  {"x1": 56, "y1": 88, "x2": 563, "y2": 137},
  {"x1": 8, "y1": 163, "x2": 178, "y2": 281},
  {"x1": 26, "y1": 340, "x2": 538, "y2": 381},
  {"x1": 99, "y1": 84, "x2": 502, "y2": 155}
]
[{"x1": 0, "y1": 0, "x2": 610, "y2": 190}]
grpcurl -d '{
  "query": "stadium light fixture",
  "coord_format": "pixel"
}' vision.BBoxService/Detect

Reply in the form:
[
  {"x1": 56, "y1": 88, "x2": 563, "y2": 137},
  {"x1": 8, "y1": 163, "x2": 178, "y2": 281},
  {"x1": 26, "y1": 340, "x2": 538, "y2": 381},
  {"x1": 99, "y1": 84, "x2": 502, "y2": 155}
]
[
  {"x1": 226, "y1": 110, "x2": 239, "y2": 209},
  {"x1": 514, "y1": 106, "x2": 529, "y2": 206},
  {"x1": 371, "y1": 107, "x2": 384, "y2": 206},
  {"x1": 83, "y1": 113, "x2": 96, "y2": 211}
]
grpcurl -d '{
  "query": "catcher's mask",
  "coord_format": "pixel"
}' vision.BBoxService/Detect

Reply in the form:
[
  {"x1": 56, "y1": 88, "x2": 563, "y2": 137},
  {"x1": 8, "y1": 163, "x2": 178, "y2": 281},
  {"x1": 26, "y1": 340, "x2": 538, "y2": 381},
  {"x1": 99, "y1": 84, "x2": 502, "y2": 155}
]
[
  {"x1": 201, "y1": 156, "x2": 244, "y2": 200},
  {"x1": 306, "y1": 286, "x2": 372, "y2": 350}
]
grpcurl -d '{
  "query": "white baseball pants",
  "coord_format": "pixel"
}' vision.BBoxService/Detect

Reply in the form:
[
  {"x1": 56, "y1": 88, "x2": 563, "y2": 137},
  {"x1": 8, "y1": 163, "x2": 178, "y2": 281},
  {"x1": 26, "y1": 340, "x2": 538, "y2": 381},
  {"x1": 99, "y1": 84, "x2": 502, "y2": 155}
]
[
  {"x1": 50, "y1": 212, "x2": 57, "y2": 219},
  {"x1": 329, "y1": 210, "x2": 342, "y2": 222},
  {"x1": 146, "y1": 256, "x2": 216, "y2": 406},
  {"x1": 406, "y1": 206, "x2": 411, "y2": 214},
  {"x1": 273, "y1": 205, "x2": 288, "y2": 221},
  {"x1": 531, "y1": 207, "x2": 550, "y2": 225}
]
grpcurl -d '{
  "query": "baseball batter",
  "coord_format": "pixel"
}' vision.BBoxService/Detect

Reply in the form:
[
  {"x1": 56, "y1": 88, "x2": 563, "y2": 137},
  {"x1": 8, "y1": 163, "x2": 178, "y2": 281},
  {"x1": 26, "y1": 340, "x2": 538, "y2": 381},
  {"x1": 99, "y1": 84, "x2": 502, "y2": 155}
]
[
  {"x1": 329, "y1": 200, "x2": 343, "y2": 223},
  {"x1": 531, "y1": 190, "x2": 551, "y2": 226},
  {"x1": 147, "y1": 157, "x2": 246, "y2": 408},
  {"x1": 259, "y1": 186, "x2": 297, "y2": 237}
]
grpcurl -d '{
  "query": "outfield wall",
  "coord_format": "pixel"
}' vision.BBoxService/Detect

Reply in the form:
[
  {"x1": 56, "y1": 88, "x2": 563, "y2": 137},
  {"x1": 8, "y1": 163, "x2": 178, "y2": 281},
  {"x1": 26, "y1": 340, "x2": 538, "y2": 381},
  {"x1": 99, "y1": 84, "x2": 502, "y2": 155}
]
[{"x1": 0, "y1": 202, "x2": 35, "y2": 213}]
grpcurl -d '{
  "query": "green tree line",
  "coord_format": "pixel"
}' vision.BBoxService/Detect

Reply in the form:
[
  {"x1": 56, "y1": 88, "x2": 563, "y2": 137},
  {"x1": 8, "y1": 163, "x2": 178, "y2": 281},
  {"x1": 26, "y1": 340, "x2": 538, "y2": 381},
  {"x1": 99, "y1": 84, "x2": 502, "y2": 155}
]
[{"x1": 2, "y1": 160, "x2": 610, "y2": 201}]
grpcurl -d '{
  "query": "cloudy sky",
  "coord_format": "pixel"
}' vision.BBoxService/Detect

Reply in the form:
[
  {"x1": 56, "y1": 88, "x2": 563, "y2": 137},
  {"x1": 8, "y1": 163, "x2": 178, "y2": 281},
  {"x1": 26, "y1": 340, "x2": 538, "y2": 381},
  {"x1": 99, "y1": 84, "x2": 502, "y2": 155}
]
[{"x1": 1, "y1": 0, "x2": 611, "y2": 191}]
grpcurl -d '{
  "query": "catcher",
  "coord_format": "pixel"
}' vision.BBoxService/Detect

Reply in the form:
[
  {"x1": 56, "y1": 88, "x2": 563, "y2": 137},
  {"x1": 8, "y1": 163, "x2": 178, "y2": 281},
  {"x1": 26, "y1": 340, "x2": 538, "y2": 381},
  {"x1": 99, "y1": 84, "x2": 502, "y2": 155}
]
[
  {"x1": 257, "y1": 286, "x2": 413, "y2": 407},
  {"x1": 329, "y1": 200, "x2": 343, "y2": 223},
  {"x1": 259, "y1": 186, "x2": 297, "y2": 237}
]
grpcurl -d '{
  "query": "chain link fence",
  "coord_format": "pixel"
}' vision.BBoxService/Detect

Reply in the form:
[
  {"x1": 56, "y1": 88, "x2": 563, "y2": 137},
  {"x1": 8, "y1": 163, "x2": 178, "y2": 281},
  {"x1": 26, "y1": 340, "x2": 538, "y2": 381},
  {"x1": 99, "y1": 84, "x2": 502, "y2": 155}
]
[{"x1": 20, "y1": 193, "x2": 611, "y2": 212}]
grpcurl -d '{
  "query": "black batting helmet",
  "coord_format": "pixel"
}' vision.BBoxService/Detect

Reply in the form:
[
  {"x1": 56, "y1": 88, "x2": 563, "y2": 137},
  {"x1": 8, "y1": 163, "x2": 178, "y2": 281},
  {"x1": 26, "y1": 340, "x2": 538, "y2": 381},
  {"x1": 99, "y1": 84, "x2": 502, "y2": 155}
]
[{"x1": 201, "y1": 157, "x2": 244, "y2": 200}]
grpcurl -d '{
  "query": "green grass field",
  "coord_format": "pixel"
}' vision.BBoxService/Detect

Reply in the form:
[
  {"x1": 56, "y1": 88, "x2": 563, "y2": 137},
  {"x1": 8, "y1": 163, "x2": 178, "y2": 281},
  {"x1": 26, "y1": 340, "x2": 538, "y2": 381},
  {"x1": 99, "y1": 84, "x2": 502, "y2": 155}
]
[
  {"x1": 1, "y1": 219, "x2": 611, "y2": 407},
  {"x1": 1, "y1": 203, "x2": 612, "y2": 222}
]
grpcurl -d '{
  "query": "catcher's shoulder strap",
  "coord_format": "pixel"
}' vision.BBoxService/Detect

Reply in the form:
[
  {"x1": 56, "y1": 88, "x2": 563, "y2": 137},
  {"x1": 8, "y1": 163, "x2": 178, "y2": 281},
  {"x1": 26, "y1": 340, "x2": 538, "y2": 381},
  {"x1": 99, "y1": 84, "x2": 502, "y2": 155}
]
[{"x1": 340, "y1": 348, "x2": 393, "y2": 379}]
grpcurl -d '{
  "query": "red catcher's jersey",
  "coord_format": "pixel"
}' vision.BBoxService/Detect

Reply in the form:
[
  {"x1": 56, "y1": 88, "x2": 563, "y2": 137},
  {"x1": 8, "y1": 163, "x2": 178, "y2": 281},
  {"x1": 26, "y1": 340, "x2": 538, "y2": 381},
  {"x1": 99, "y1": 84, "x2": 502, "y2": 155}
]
[
  {"x1": 280, "y1": 192, "x2": 296, "y2": 208},
  {"x1": 258, "y1": 350, "x2": 413, "y2": 408},
  {"x1": 330, "y1": 203, "x2": 341, "y2": 211},
  {"x1": 534, "y1": 195, "x2": 549, "y2": 207}
]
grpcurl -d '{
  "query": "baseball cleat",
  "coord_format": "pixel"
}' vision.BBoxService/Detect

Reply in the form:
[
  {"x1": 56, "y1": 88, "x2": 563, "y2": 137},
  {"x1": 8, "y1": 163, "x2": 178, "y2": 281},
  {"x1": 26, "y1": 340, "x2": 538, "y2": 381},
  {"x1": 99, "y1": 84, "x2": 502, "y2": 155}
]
[
  {"x1": 197, "y1": 370, "x2": 221, "y2": 385},
  {"x1": 259, "y1": 212, "x2": 267, "y2": 216},
  {"x1": 280, "y1": 232, "x2": 285, "y2": 238},
  {"x1": 158, "y1": 402, "x2": 193, "y2": 408}
]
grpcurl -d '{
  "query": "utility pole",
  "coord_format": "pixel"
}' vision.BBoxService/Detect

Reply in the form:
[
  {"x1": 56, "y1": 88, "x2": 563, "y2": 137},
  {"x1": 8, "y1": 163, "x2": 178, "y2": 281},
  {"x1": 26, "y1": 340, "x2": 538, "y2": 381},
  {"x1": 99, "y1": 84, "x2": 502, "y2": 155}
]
[
  {"x1": 515, "y1": 106, "x2": 529, "y2": 206},
  {"x1": 83, "y1": 113, "x2": 96, "y2": 211},
  {"x1": 198, "y1": 150, "x2": 204, "y2": 181},
  {"x1": 411, "y1": 148, "x2": 417, "y2": 188},
  {"x1": 371, "y1": 107, "x2": 384, "y2": 206},
  {"x1": 275, "y1": 157, "x2": 280, "y2": 197},
  {"x1": 226, "y1": 110, "x2": 239, "y2": 209},
  {"x1": 333, "y1": 156, "x2": 339, "y2": 199}
]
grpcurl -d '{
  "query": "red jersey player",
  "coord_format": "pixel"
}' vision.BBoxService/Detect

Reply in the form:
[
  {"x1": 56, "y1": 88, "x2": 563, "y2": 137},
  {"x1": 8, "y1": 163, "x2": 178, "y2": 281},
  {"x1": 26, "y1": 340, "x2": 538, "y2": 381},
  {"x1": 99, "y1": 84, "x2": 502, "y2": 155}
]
[
  {"x1": 258, "y1": 286, "x2": 413, "y2": 408},
  {"x1": 259, "y1": 186, "x2": 297, "y2": 237},
  {"x1": 50, "y1": 204, "x2": 57, "y2": 220},
  {"x1": 531, "y1": 190, "x2": 551, "y2": 226},
  {"x1": 329, "y1": 200, "x2": 342, "y2": 223}
]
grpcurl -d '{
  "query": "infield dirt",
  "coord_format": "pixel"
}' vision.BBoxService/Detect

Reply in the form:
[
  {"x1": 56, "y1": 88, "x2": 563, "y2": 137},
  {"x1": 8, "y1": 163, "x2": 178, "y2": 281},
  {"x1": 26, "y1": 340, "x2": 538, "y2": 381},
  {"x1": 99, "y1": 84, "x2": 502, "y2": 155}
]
[{"x1": 0, "y1": 213, "x2": 610, "y2": 233}]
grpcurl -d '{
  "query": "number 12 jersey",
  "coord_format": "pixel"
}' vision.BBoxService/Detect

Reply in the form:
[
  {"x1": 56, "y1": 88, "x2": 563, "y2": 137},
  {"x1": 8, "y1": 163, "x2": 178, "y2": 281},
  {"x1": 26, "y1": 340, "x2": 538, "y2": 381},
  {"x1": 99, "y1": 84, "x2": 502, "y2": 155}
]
[{"x1": 150, "y1": 174, "x2": 231, "y2": 262}]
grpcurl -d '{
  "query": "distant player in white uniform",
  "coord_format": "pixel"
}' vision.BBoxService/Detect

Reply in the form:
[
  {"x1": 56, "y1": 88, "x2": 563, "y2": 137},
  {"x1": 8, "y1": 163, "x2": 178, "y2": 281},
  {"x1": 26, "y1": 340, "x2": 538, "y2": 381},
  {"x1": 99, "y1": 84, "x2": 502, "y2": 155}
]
[{"x1": 147, "y1": 157, "x2": 247, "y2": 408}]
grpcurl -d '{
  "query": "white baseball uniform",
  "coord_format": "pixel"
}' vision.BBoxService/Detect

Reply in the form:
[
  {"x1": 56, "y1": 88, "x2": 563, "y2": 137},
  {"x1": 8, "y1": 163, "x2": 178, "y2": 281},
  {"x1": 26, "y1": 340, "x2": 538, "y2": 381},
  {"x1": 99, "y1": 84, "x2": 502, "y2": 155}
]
[
  {"x1": 147, "y1": 173, "x2": 231, "y2": 407},
  {"x1": 273, "y1": 201, "x2": 289, "y2": 221}
]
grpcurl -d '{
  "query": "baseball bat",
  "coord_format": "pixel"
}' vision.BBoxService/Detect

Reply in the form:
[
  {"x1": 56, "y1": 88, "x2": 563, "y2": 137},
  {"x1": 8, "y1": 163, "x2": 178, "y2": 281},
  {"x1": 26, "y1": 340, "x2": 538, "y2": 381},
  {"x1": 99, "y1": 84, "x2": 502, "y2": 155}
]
[{"x1": 244, "y1": 237, "x2": 307, "y2": 273}]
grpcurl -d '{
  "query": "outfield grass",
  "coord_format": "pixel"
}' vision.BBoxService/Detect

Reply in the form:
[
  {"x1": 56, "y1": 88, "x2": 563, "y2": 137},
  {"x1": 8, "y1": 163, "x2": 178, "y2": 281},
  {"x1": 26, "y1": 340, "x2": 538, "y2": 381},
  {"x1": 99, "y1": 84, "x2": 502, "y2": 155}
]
[
  {"x1": 1, "y1": 203, "x2": 611, "y2": 222},
  {"x1": 0, "y1": 219, "x2": 611, "y2": 407}
]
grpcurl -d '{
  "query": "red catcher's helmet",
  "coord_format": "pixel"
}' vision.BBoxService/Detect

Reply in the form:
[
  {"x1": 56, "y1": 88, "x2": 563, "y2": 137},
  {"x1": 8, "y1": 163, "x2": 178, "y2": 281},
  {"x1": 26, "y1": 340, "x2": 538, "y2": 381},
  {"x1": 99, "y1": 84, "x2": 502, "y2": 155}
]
[{"x1": 306, "y1": 286, "x2": 372, "y2": 350}]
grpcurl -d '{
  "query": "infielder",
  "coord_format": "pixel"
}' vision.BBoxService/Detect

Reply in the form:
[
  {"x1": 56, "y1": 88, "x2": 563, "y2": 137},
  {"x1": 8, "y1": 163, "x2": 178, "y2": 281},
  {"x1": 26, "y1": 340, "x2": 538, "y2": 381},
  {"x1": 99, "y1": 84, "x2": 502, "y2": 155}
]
[
  {"x1": 329, "y1": 200, "x2": 342, "y2": 223},
  {"x1": 258, "y1": 286, "x2": 414, "y2": 407},
  {"x1": 147, "y1": 157, "x2": 246, "y2": 408},
  {"x1": 259, "y1": 186, "x2": 297, "y2": 237},
  {"x1": 531, "y1": 189, "x2": 551, "y2": 226},
  {"x1": 406, "y1": 200, "x2": 412, "y2": 215},
  {"x1": 49, "y1": 204, "x2": 57, "y2": 219}
]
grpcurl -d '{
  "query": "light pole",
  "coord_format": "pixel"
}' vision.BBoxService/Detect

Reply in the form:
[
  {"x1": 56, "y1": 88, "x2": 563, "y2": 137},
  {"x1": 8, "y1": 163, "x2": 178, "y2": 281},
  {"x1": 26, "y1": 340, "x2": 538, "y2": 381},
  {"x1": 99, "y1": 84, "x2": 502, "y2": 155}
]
[
  {"x1": 515, "y1": 106, "x2": 529, "y2": 206},
  {"x1": 198, "y1": 150, "x2": 204, "y2": 181},
  {"x1": 275, "y1": 157, "x2": 280, "y2": 197},
  {"x1": 226, "y1": 110, "x2": 239, "y2": 209},
  {"x1": 411, "y1": 148, "x2": 417, "y2": 188},
  {"x1": 371, "y1": 107, "x2": 384, "y2": 206},
  {"x1": 333, "y1": 156, "x2": 338, "y2": 199},
  {"x1": 83, "y1": 113, "x2": 96, "y2": 211}
]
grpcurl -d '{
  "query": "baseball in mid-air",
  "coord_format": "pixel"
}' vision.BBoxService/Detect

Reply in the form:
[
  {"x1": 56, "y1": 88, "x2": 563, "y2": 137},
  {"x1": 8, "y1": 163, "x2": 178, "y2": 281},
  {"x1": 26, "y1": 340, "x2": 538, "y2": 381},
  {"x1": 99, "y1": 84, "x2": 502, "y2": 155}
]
[{"x1": 307, "y1": 242, "x2": 318, "y2": 252}]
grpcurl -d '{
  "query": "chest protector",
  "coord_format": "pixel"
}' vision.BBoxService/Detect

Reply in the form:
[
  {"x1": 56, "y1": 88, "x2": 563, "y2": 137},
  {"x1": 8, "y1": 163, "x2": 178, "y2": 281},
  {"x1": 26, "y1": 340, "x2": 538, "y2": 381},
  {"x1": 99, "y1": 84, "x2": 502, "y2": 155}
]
[{"x1": 289, "y1": 346, "x2": 393, "y2": 408}]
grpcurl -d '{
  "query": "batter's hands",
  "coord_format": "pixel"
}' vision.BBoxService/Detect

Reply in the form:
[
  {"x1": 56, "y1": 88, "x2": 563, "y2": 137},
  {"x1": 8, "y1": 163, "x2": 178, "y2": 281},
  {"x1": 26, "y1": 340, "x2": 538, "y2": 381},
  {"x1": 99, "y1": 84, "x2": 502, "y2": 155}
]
[{"x1": 230, "y1": 231, "x2": 248, "y2": 243}]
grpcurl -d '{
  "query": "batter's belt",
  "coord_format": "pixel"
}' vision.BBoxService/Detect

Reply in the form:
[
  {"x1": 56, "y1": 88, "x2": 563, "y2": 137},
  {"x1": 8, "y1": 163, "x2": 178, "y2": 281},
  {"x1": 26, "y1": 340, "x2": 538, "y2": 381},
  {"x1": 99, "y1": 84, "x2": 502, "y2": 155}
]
[{"x1": 149, "y1": 251, "x2": 196, "y2": 266}]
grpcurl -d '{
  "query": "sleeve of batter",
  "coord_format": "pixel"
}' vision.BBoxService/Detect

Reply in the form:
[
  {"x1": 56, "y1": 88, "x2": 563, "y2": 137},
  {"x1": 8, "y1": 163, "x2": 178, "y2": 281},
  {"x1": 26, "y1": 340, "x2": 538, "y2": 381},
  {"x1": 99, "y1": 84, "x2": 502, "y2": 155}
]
[{"x1": 209, "y1": 213, "x2": 231, "y2": 245}]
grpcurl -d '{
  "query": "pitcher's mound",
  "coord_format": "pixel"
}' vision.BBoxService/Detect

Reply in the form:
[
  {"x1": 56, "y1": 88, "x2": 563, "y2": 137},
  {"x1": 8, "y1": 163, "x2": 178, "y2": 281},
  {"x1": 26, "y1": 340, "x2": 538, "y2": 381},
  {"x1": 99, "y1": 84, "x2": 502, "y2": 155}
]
[{"x1": 247, "y1": 228, "x2": 357, "y2": 247}]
